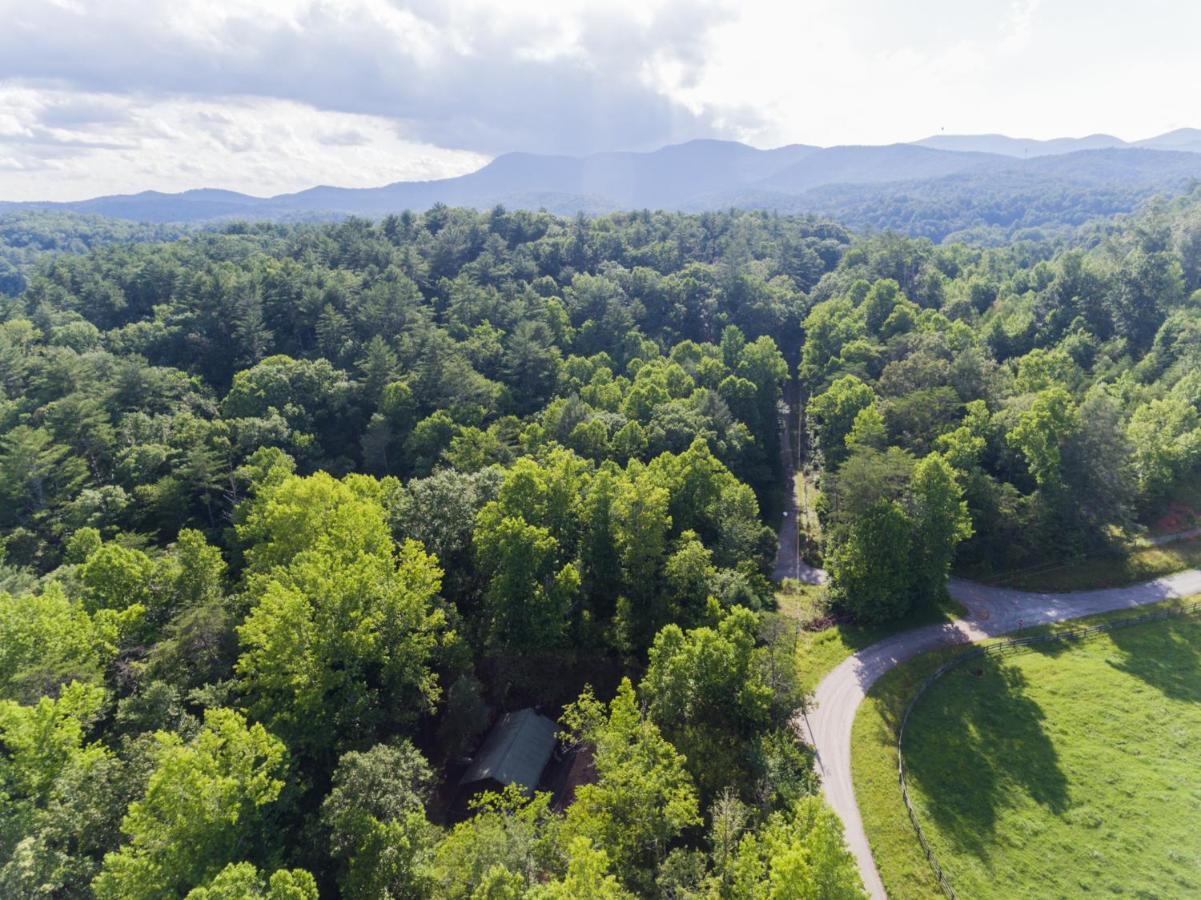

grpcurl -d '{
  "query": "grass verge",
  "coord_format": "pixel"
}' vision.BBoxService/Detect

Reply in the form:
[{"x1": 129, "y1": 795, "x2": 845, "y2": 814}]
[
  {"x1": 781, "y1": 585, "x2": 965, "y2": 695},
  {"x1": 851, "y1": 598, "x2": 1201, "y2": 899},
  {"x1": 774, "y1": 579, "x2": 827, "y2": 624},
  {"x1": 964, "y1": 534, "x2": 1201, "y2": 592},
  {"x1": 797, "y1": 466, "x2": 823, "y2": 547}
]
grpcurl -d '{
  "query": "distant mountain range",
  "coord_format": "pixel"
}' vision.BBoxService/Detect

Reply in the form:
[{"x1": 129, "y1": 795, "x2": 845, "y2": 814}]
[
  {"x1": 913, "y1": 128, "x2": 1201, "y2": 157},
  {"x1": 3, "y1": 130, "x2": 1200, "y2": 228}
]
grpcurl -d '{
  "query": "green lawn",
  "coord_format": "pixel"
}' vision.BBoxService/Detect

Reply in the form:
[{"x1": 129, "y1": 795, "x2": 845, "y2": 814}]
[
  {"x1": 964, "y1": 534, "x2": 1201, "y2": 592},
  {"x1": 852, "y1": 602, "x2": 1201, "y2": 899}
]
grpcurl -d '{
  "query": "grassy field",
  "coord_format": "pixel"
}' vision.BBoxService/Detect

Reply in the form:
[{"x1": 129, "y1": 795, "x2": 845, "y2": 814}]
[
  {"x1": 852, "y1": 602, "x2": 1201, "y2": 899},
  {"x1": 964, "y1": 534, "x2": 1201, "y2": 592}
]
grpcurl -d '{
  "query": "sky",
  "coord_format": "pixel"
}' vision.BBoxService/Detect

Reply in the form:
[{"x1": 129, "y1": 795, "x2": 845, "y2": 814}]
[{"x1": 1, "y1": 0, "x2": 1199, "y2": 201}]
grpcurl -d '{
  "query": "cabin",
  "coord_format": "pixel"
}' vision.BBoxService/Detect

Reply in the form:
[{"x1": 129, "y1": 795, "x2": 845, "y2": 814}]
[{"x1": 458, "y1": 708, "x2": 558, "y2": 797}]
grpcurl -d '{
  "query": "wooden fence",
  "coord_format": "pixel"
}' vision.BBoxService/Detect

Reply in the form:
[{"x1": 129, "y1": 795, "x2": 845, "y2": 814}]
[{"x1": 896, "y1": 599, "x2": 1201, "y2": 899}]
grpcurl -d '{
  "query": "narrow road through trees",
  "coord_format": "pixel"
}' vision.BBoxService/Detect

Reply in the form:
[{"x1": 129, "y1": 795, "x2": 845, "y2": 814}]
[{"x1": 772, "y1": 380, "x2": 825, "y2": 585}]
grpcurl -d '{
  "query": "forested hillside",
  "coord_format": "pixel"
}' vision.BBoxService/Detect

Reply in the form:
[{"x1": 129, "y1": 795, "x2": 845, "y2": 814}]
[
  {"x1": 0, "y1": 208, "x2": 866, "y2": 898},
  {"x1": 0, "y1": 211, "x2": 189, "y2": 297},
  {"x1": 3, "y1": 187, "x2": 1200, "y2": 897},
  {"x1": 806, "y1": 187, "x2": 1201, "y2": 621}
]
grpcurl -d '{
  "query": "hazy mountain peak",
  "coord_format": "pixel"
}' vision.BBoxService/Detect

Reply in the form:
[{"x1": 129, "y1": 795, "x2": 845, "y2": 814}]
[
  {"x1": 3, "y1": 132, "x2": 1199, "y2": 225},
  {"x1": 1136, "y1": 128, "x2": 1201, "y2": 151},
  {"x1": 913, "y1": 133, "x2": 1127, "y2": 157}
]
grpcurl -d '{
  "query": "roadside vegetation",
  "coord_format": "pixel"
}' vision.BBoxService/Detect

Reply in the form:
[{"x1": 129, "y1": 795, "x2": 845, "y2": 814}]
[
  {"x1": 776, "y1": 580, "x2": 963, "y2": 694},
  {"x1": 962, "y1": 532, "x2": 1201, "y2": 592},
  {"x1": 802, "y1": 186, "x2": 1201, "y2": 624}
]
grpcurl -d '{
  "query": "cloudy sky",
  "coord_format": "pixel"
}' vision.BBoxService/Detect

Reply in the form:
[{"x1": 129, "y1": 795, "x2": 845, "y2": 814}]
[{"x1": 2, "y1": 0, "x2": 1199, "y2": 200}]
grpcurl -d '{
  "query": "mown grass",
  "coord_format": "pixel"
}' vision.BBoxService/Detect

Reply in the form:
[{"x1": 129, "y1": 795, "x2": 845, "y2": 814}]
[
  {"x1": 852, "y1": 600, "x2": 1201, "y2": 899},
  {"x1": 969, "y1": 534, "x2": 1201, "y2": 592}
]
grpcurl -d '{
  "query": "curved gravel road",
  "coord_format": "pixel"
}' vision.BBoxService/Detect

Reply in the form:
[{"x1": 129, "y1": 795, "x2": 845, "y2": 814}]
[{"x1": 798, "y1": 567, "x2": 1201, "y2": 898}]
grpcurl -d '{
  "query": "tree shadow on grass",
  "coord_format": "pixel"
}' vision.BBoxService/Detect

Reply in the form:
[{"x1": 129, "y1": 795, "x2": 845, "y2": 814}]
[
  {"x1": 1105, "y1": 616, "x2": 1201, "y2": 704},
  {"x1": 898, "y1": 656, "x2": 1069, "y2": 860}
]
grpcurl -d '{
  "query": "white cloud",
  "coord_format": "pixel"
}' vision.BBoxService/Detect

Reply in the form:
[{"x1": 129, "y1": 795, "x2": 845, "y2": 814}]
[
  {"x1": 1001, "y1": 0, "x2": 1042, "y2": 53},
  {"x1": 0, "y1": 0, "x2": 733, "y2": 154},
  {"x1": 658, "y1": 0, "x2": 1201, "y2": 147},
  {"x1": 0, "y1": 0, "x2": 1199, "y2": 200},
  {"x1": 0, "y1": 88, "x2": 487, "y2": 200}
]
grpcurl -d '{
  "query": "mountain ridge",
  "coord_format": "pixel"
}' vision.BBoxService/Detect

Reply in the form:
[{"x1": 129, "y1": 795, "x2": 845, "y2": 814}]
[
  {"x1": 2, "y1": 130, "x2": 1199, "y2": 224},
  {"x1": 913, "y1": 133, "x2": 1126, "y2": 157}
]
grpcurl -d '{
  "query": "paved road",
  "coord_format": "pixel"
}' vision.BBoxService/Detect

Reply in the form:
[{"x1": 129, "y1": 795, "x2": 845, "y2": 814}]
[{"x1": 797, "y1": 567, "x2": 1201, "y2": 898}]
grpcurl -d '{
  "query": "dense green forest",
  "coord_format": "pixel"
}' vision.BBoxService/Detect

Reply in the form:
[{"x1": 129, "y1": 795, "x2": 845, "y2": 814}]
[
  {"x1": 805, "y1": 188, "x2": 1201, "y2": 621},
  {"x1": 2, "y1": 188, "x2": 1200, "y2": 897},
  {"x1": 791, "y1": 173, "x2": 1162, "y2": 245},
  {"x1": 0, "y1": 212, "x2": 189, "y2": 298},
  {"x1": 786, "y1": 158, "x2": 1201, "y2": 244},
  {"x1": 0, "y1": 207, "x2": 864, "y2": 898}
]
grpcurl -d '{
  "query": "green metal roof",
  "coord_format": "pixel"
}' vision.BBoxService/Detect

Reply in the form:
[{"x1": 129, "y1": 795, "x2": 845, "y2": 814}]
[{"x1": 460, "y1": 708, "x2": 557, "y2": 795}]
